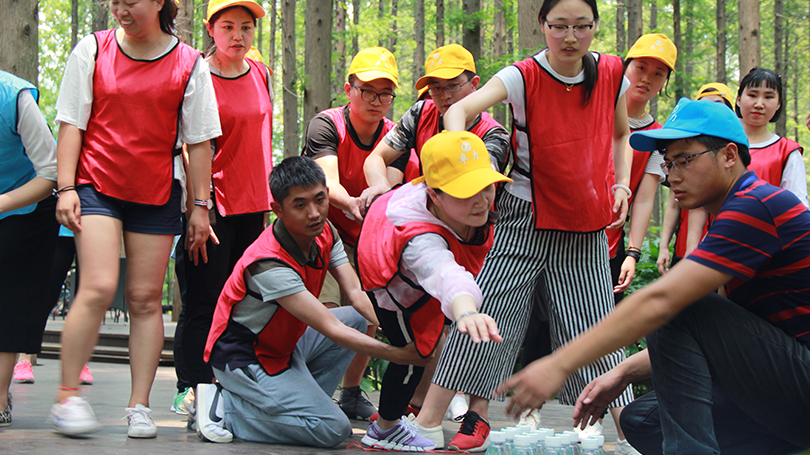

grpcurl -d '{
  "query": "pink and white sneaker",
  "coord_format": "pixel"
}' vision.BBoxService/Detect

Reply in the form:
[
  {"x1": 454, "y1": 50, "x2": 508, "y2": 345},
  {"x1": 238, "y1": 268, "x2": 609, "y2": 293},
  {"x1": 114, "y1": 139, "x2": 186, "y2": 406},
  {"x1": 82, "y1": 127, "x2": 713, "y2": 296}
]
[
  {"x1": 79, "y1": 365, "x2": 94, "y2": 385},
  {"x1": 13, "y1": 360, "x2": 34, "y2": 384}
]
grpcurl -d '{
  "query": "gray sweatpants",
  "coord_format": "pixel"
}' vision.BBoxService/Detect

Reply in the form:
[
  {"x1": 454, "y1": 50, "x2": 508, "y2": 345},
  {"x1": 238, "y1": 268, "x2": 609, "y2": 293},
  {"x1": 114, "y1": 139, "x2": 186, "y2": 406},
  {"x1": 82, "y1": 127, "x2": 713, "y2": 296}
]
[{"x1": 213, "y1": 306, "x2": 366, "y2": 447}]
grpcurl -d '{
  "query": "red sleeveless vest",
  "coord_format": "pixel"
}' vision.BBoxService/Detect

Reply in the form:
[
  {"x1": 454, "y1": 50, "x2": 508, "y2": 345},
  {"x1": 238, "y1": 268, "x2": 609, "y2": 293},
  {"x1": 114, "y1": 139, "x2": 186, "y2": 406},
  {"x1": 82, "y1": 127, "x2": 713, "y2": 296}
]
[
  {"x1": 511, "y1": 53, "x2": 624, "y2": 231},
  {"x1": 77, "y1": 30, "x2": 199, "y2": 205},
  {"x1": 211, "y1": 58, "x2": 273, "y2": 216},
  {"x1": 748, "y1": 136, "x2": 803, "y2": 187},
  {"x1": 356, "y1": 188, "x2": 493, "y2": 356},
  {"x1": 607, "y1": 120, "x2": 661, "y2": 256},
  {"x1": 204, "y1": 221, "x2": 334, "y2": 375},
  {"x1": 321, "y1": 106, "x2": 395, "y2": 246}
]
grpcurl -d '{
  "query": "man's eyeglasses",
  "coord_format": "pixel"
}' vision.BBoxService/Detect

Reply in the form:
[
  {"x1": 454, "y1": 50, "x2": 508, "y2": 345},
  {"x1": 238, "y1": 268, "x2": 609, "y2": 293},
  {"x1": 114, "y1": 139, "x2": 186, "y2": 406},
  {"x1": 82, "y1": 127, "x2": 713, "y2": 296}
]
[
  {"x1": 428, "y1": 77, "x2": 473, "y2": 97},
  {"x1": 351, "y1": 84, "x2": 396, "y2": 105},
  {"x1": 545, "y1": 22, "x2": 595, "y2": 38},
  {"x1": 660, "y1": 147, "x2": 723, "y2": 175}
]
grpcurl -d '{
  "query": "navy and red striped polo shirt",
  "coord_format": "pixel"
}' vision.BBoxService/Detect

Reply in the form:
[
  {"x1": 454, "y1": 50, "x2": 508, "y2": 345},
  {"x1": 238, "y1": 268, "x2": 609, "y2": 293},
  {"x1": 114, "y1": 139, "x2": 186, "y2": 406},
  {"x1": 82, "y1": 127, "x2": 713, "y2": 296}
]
[{"x1": 689, "y1": 171, "x2": 810, "y2": 348}]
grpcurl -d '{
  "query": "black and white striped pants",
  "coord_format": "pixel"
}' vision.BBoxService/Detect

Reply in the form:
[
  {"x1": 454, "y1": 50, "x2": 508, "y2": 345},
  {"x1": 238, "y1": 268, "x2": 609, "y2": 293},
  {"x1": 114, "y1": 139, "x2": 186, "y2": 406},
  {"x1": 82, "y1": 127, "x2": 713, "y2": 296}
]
[{"x1": 432, "y1": 191, "x2": 634, "y2": 407}]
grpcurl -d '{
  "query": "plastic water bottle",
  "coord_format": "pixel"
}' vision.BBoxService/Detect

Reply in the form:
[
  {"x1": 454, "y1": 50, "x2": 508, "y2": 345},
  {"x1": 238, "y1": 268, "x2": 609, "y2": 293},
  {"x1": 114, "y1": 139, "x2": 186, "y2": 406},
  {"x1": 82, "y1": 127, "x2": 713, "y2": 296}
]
[
  {"x1": 595, "y1": 435, "x2": 606, "y2": 455},
  {"x1": 515, "y1": 424, "x2": 533, "y2": 434},
  {"x1": 580, "y1": 437, "x2": 600, "y2": 455},
  {"x1": 512, "y1": 434, "x2": 536, "y2": 455},
  {"x1": 529, "y1": 430, "x2": 545, "y2": 453},
  {"x1": 503, "y1": 427, "x2": 521, "y2": 453},
  {"x1": 485, "y1": 431, "x2": 509, "y2": 455},
  {"x1": 562, "y1": 431, "x2": 581, "y2": 455},
  {"x1": 542, "y1": 435, "x2": 566, "y2": 455}
]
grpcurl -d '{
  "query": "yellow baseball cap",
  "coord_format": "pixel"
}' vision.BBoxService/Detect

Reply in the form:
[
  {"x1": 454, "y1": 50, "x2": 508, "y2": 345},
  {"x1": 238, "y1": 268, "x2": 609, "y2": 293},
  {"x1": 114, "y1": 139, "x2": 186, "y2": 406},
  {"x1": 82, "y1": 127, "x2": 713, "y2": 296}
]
[
  {"x1": 414, "y1": 131, "x2": 512, "y2": 199},
  {"x1": 414, "y1": 44, "x2": 477, "y2": 90},
  {"x1": 348, "y1": 47, "x2": 399, "y2": 88},
  {"x1": 205, "y1": 0, "x2": 266, "y2": 23},
  {"x1": 245, "y1": 46, "x2": 264, "y2": 63},
  {"x1": 696, "y1": 82, "x2": 735, "y2": 108},
  {"x1": 626, "y1": 33, "x2": 677, "y2": 72}
]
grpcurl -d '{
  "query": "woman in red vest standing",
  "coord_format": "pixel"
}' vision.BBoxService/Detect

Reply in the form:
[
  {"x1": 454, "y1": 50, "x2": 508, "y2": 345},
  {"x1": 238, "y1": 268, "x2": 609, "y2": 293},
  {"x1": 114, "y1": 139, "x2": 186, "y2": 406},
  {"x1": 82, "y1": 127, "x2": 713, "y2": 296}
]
[
  {"x1": 51, "y1": 0, "x2": 221, "y2": 439},
  {"x1": 736, "y1": 68, "x2": 807, "y2": 206},
  {"x1": 173, "y1": 0, "x2": 274, "y2": 414},
  {"x1": 410, "y1": 0, "x2": 638, "y2": 452}
]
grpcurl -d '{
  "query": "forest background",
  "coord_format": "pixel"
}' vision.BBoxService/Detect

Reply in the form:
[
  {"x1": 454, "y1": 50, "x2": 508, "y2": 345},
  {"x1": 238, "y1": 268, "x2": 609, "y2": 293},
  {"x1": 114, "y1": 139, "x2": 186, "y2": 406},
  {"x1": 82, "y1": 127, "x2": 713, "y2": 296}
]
[{"x1": 1, "y1": 0, "x2": 809, "y2": 287}]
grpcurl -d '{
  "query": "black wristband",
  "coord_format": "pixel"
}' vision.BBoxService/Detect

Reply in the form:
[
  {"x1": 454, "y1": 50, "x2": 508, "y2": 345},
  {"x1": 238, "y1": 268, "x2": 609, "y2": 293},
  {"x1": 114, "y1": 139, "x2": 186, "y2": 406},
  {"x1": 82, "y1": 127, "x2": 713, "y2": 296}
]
[{"x1": 626, "y1": 250, "x2": 641, "y2": 261}]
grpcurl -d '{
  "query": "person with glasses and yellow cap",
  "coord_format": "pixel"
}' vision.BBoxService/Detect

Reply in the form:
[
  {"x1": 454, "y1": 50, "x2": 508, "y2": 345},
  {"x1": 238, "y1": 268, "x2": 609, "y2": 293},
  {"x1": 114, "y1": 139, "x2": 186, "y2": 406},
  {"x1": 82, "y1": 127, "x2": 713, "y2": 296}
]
[
  {"x1": 361, "y1": 44, "x2": 510, "y2": 207},
  {"x1": 301, "y1": 47, "x2": 400, "y2": 421},
  {"x1": 356, "y1": 131, "x2": 506, "y2": 451},
  {"x1": 50, "y1": 0, "x2": 220, "y2": 438},
  {"x1": 170, "y1": 0, "x2": 275, "y2": 432}
]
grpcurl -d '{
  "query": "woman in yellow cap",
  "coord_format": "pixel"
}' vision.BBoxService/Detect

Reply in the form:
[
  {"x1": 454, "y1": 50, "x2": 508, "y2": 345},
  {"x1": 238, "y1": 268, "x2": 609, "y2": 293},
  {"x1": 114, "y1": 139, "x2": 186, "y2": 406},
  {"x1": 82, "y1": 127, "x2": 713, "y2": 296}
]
[
  {"x1": 696, "y1": 82, "x2": 735, "y2": 108},
  {"x1": 172, "y1": 0, "x2": 275, "y2": 429},
  {"x1": 356, "y1": 131, "x2": 506, "y2": 451},
  {"x1": 50, "y1": 0, "x2": 220, "y2": 438}
]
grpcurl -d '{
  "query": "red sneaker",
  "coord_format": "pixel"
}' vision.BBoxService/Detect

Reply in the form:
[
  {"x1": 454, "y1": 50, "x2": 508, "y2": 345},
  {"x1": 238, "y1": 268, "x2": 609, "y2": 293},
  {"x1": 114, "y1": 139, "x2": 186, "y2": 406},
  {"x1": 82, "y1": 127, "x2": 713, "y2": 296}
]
[
  {"x1": 369, "y1": 404, "x2": 421, "y2": 422},
  {"x1": 448, "y1": 411, "x2": 490, "y2": 452}
]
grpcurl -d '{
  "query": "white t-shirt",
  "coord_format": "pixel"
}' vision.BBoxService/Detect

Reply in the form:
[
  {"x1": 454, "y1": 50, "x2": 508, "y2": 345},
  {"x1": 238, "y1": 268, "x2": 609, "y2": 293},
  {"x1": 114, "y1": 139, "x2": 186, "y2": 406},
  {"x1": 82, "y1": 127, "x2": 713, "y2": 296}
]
[{"x1": 17, "y1": 90, "x2": 56, "y2": 182}]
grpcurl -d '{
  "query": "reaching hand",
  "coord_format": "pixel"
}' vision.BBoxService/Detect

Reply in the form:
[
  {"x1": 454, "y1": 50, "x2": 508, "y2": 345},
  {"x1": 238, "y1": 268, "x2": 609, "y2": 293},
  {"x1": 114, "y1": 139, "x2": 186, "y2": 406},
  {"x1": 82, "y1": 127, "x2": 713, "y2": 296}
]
[
  {"x1": 494, "y1": 356, "x2": 568, "y2": 419},
  {"x1": 573, "y1": 368, "x2": 629, "y2": 429},
  {"x1": 456, "y1": 312, "x2": 502, "y2": 344}
]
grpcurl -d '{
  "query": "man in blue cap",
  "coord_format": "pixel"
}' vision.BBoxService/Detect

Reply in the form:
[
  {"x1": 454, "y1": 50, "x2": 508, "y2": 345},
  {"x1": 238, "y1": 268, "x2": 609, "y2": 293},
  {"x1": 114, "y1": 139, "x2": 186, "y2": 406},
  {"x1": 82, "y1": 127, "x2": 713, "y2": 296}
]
[{"x1": 494, "y1": 98, "x2": 810, "y2": 454}]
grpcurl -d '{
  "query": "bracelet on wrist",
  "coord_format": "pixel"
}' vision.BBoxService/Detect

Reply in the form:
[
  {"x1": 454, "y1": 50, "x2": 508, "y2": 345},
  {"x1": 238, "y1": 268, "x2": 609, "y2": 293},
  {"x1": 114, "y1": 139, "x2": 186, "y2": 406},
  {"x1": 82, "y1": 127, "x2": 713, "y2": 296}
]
[
  {"x1": 457, "y1": 311, "x2": 478, "y2": 321},
  {"x1": 626, "y1": 250, "x2": 641, "y2": 261},
  {"x1": 194, "y1": 199, "x2": 212, "y2": 209},
  {"x1": 611, "y1": 184, "x2": 633, "y2": 200},
  {"x1": 52, "y1": 185, "x2": 76, "y2": 199}
]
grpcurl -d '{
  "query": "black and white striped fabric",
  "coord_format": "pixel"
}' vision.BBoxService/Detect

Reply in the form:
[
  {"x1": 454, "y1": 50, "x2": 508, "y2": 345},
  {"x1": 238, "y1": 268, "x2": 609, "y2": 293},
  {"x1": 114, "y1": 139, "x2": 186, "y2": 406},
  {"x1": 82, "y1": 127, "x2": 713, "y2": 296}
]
[{"x1": 432, "y1": 190, "x2": 634, "y2": 407}]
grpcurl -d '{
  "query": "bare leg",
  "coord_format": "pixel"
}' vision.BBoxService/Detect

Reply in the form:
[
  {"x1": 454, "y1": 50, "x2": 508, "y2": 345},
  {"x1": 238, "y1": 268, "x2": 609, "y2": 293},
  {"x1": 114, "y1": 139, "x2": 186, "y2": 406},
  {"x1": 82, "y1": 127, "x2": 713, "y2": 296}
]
[
  {"x1": 342, "y1": 323, "x2": 378, "y2": 388},
  {"x1": 414, "y1": 383, "x2": 458, "y2": 428},
  {"x1": 610, "y1": 406, "x2": 628, "y2": 440},
  {"x1": 57, "y1": 216, "x2": 122, "y2": 404},
  {"x1": 123, "y1": 231, "x2": 173, "y2": 408},
  {"x1": 0, "y1": 352, "x2": 16, "y2": 409}
]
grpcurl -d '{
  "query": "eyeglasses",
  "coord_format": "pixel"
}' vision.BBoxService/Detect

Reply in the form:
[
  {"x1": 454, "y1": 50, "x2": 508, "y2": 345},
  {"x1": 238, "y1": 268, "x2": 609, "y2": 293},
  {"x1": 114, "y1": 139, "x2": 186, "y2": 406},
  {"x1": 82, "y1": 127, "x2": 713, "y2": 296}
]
[
  {"x1": 545, "y1": 22, "x2": 595, "y2": 38},
  {"x1": 660, "y1": 147, "x2": 722, "y2": 175},
  {"x1": 351, "y1": 83, "x2": 396, "y2": 105},
  {"x1": 428, "y1": 78, "x2": 473, "y2": 97}
]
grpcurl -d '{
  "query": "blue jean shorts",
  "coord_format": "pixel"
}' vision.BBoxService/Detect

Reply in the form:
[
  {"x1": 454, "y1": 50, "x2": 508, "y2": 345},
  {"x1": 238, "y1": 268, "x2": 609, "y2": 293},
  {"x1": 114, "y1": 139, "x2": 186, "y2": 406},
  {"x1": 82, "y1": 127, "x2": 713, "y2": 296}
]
[{"x1": 76, "y1": 181, "x2": 183, "y2": 235}]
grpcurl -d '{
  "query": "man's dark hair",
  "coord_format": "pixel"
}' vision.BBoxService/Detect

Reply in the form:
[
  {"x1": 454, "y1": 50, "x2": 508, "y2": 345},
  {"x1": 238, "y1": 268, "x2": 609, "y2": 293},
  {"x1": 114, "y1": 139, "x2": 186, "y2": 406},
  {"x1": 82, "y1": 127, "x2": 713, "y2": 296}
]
[
  {"x1": 269, "y1": 156, "x2": 327, "y2": 203},
  {"x1": 657, "y1": 135, "x2": 751, "y2": 167}
]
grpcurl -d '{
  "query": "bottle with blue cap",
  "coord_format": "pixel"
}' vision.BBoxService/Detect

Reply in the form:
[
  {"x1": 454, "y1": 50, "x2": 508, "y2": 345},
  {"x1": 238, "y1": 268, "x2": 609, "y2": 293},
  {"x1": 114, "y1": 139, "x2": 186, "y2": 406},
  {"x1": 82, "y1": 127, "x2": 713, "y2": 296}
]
[
  {"x1": 512, "y1": 434, "x2": 536, "y2": 455},
  {"x1": 485, "y1": 431, "x2": 509, "y2": 455},
  {"x1": 542, "y1": 435, "x2": 566, "y2": 455}
]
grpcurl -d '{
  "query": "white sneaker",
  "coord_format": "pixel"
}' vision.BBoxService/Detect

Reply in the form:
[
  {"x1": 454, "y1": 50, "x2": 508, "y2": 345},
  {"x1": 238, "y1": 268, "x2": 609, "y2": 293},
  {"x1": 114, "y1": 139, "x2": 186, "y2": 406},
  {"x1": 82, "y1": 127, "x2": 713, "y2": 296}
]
[
  {"x1": 124, "y1": 404, "x2": 157, "y2": 438},
  {"x1": 574, "y1": 420, "x2": 602, "y2": 441},
  {"x1": 445, "y1": 393, "x2": 468, "y2": 422},
  {"x1": 196, "y1": 383, "x2": 232, "y2": 443},
  {"x1": 518, "y1": 408, "x2": 542, "y2": 430},
  {"x1": 49, "y1": 396, "x2": 102, "y2": 436},
  {"x1": 614, "y1": 438, "x2": 643, "y2": 455},
  {"x1": 412, "y1": 420, "x2": 445, "y2": 449}
]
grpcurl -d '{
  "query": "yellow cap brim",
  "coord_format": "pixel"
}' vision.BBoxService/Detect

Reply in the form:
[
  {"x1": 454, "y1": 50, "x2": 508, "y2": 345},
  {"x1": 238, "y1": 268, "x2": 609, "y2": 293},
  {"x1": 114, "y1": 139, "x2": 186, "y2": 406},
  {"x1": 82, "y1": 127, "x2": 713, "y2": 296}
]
[
  {"x1": 435, "y1": 168, "x2": 512, "y2": 199},
  {"x1": 205, "y1": 1, "x2": 266, "y2": 23},
  {"x1": 414, "y1": 67, "x2": 466, "y2": 90},
  {"x1": 354, "y1": 70, "x2": 399, "y2": 88}
]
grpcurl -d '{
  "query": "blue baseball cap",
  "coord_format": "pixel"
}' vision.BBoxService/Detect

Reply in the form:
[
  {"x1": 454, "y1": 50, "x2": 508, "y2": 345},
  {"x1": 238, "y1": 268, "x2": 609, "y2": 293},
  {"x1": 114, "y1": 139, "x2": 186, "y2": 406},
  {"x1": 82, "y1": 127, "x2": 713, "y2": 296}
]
[{"x1": 629, "y1": 97, "x2": 749, "y2": 154}]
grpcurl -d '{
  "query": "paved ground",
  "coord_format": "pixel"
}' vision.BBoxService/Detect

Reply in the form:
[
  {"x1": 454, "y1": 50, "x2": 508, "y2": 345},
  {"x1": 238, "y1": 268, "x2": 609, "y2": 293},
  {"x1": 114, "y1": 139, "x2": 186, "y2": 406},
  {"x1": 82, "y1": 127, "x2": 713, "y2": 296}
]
[{"x1": 1, "y1": 317, "x2": 622, "y2": 454}]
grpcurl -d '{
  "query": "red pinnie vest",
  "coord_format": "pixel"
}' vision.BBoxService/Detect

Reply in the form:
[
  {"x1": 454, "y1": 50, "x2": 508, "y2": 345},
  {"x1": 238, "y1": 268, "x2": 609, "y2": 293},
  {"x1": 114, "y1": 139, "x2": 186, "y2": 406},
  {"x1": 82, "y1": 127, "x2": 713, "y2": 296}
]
[
  {"x1": 204, "y1": 221, "x2": 334, "y2": 375},
  {"x1": 748, "y1": 136, "x2": 803, "y2": 187},
  {"x1": 511, "y1": 53, "x2": 624, "y2": 231},
  {"x1": 607, "y1": 120, "x2": 661, "y2": 256},
  {"x1": 356, "y1": 188, "x2": 493, "y2": 357},
  {"x1": 77, "y1": 30, "x2": 199, "y2": 205},
  {"x1": 320, "y1": 106, "x2": 395, "y2": 245},
  {"x1": 211, "y1": 58, "x2": 274, "y2": 216}
]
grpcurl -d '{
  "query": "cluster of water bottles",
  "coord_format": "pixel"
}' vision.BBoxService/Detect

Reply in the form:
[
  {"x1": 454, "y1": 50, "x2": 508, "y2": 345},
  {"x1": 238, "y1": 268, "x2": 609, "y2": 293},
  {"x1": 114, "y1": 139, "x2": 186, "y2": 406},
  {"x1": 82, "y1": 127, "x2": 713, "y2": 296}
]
[{"x1": 485, "y1": 426, "x2": 607, "y2": 455}]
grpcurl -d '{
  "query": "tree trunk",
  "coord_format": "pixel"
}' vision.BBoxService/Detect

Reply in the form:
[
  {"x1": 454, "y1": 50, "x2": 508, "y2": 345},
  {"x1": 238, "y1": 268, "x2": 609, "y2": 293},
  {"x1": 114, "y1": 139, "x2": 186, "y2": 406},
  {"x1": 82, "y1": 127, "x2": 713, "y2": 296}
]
[
  {"x1": 616, "y1": 1, "x2": 626, "y2": 53},
  {"x1": 738, "y1": 0, "x2": 760, "y2": 76},
  {"x1": 304, "y1": 0, "x2": 332, "y2": 125},
  {"x1": 673, "y1": 0, "x2": 683, "y2": 100},
  {"x1": 716, "y1": 0, "x2": 726, "y2": 83},
  {"x1": 436, "y1": 0, "x2": 445, "y2": 47},
  {"x1": 282, "y1": 0, "x2": 299, "y2": 158},
  {"x1": 774, "y1": 0, "x2": 786, "y2": 135},
  {"x1": 378, "y1": 0, "x2": 385, "y2": 47},
  {"x1": 334, "y1": 0, "x2": 347, "y2": 103},
  {"x1": 493, "y1": 0, "x2": 507, "y2": 125},
  {"x1": 390, "y1": 0, "x2": 398, "y2": 54},
  {"x1": 0, "y1": 0, "x2": 38, "y2": 85},
  {"x1": 201, "y1": 1, "x2": 213, "y2": 50},
  {"x1": 518, "y1": 0, "x2": 544, "y2": 54},
  {"x1": 414, "y1": 0, "x2": 426, "y2": 97},
  {"x1": 685, "y1": 0, "x2": 695, "y2": 87},
  {"x1": 626, "y1": 0, "x2": 642, "y2": 46},
  {"x1": 71, "y1": 0, "x2": 79, "y2": 51},
  {"x1": 176, "y1": 0, "x2": 194, "y2": 45},
  {"x1": 352, "y1": 0, "x2": 360, "y2": 54},
  {"x1": 270, "y1": 0, "x2": 278, "y2": 69},
  {"x1": 462, "y1": 0, "x2": 481, "y2": 62},
  {"x1": 92, "y1": 0, "x2": 109, "y2": 32},
  {"x1": 649, "y1": 0, "x2": 658, "y2": 120}
]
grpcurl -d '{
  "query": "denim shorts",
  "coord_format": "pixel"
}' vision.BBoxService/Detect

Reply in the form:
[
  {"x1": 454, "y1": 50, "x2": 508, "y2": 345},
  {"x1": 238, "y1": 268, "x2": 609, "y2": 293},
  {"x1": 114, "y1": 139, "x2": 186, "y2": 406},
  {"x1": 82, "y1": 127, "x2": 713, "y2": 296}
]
[{"x1": 76, "y1": 181, "x2": 182, "y2": 235}]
